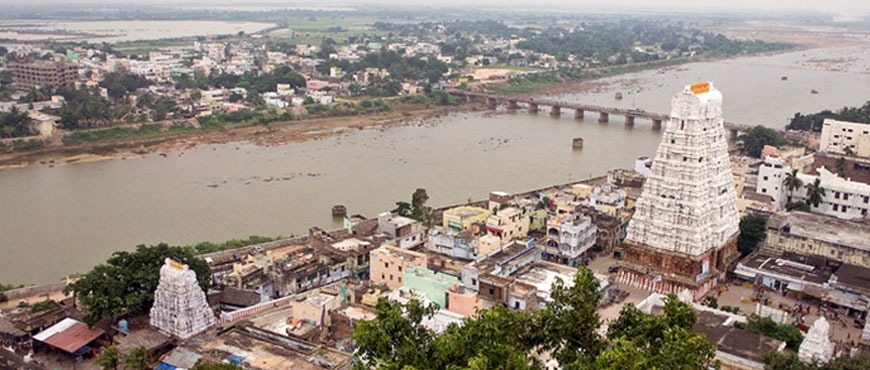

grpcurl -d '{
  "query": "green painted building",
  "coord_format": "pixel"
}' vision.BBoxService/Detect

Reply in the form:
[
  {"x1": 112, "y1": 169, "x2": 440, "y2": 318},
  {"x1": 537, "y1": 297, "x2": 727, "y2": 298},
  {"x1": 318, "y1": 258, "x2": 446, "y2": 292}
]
[{"x1": 402, "y1": 266, "x2": 458, "y2": 309}]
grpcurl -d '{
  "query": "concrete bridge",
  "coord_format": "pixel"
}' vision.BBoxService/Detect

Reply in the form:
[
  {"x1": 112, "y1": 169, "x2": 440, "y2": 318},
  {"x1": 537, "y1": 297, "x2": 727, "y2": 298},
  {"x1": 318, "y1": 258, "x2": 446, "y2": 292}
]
[{"x1": 449, "y1": 90, "x2": 753, "y2": 138}]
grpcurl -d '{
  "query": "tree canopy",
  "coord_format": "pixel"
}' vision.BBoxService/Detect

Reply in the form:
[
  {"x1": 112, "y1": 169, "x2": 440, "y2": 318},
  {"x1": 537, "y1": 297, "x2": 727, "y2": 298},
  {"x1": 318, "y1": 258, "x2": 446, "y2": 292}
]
[
  {"x1": 788, "y1": 101, "x2": 870, "y2": 132},
  {"x1": 738, "y1": 213, "x2": 767, "y2": 257},
  {"x1": 352, "y1": 267, "x2": 718, "y2": 370},
  {"x1": 737, "y1": 126, "x2": 788, "y2": 158},
  {"x1": 0, "y1": 107, "x2": 32, "y2": 138},
  {"x1": 65, "y1": 243, "x2": 211, "y2": 326}
]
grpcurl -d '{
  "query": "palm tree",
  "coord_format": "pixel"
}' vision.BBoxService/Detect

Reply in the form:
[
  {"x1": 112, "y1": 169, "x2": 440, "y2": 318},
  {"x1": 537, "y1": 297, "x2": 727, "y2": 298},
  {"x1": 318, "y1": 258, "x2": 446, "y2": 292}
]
[
  {"x1": 805, "y1": 178, "x2": 826, "y2": 209},
  {"x1": 782, "y1": 169, "x2": 803, "y2": 204}
]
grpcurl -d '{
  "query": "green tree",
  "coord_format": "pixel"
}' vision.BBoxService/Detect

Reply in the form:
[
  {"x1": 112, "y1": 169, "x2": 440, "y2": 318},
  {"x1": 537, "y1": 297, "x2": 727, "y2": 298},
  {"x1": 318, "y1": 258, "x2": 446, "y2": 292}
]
[
  {"x1": 0, "y1": 107, "x2": 32, "y2": 138},
  {"x1": 737, "y1": 126, "x2": 787, "y2": 158},
  {"x1": 805, "y1": 178, "x2": 826, "y2": 209},
  {"x1": 410, "y1": 188, "x2": 431, "y2": 223},
  {"x1": 740, "y1": 314, "x2": 803, "y2": 349},
  {"x1": 836, "y1": 157, "x2": 848, "y2": 178},
  {"x1": 738, "y1": 213, "x2": 767, "y2": 257},
  {"x1": 98, "y1": 346, "x2": 120, "y2": 370},
  {"x1": 352, "y1": 298, "x2": 438, "y2": 369},
  {"x1": 786, "y1": 201, "x2": 811, "y2": 212},
  {"x1": 536, "y1": 267, "x2": 604, "y2": 365},
  {"x1": 782, "y1": 169, "x2": 803, "y2": 204},
  {"x1": 65, "y1": 243, "x2": 210, "y2": 326},
  {"x1": 392, "y1": 201, "x2": 412, "y2": 217},
  {"x1": 124, "y1": 346, "x2": 148, "y2": 370}
]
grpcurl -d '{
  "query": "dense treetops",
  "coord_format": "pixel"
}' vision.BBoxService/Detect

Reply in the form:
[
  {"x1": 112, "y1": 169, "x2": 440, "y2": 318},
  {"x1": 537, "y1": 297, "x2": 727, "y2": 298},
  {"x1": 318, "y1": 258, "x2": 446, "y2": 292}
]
[
  {"x1": 737, "y1": 125, "x2": 788, "y2": 158},
  {"x1": 352, "y1": 267, "x2": 718, "y2": 370},
  {"x1": 788, "y1": 101, "x2": 870, "y2": 132},
  {"x1": 0, "y1": 107, "x2": 32, "y2": 138}
]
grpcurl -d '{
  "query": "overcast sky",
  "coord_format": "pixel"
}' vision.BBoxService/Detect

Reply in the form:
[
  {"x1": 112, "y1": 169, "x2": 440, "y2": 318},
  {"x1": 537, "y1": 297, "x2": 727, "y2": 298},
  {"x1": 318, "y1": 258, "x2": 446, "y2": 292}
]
[{"x1": 2, "y1": 0, "x2": 868, "y2": 17}]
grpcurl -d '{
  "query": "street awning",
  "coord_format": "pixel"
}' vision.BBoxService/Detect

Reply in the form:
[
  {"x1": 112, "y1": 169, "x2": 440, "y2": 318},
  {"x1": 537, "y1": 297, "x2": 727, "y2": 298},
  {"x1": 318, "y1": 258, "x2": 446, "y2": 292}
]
[{"x1": 33, "y1": 318, "x2": 105, "y2": 354}]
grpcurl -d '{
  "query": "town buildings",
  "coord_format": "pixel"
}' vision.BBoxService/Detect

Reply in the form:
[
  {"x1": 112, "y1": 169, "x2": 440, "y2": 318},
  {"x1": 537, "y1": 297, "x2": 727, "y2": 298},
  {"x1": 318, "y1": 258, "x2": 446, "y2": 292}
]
[
  {"x1": 9, "y1": 59, "x2": 79, "y2": 89},
  {"x1": 819, "y1": 118, "x2": 870, "y2": 157},
  {"x1": 619, "y1": 82, "x2": 740, "y2": 299},
  {"x1": 761, "y1": 211, "x2": 870, "y2": 268},
  {"x1": 369, "y1": 245, "x2": 427, "y2": 290},
  {"x1": 542, "y1": 212, "x2": 597, "y2": 266},
  {"x1": 757, "y1": 155, "x2": 870, "y2": 219}
]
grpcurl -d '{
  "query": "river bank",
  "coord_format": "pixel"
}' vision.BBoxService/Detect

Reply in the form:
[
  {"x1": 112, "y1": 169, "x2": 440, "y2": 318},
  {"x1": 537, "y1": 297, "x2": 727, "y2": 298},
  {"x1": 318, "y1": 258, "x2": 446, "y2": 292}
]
[{"x1": 0, "y1": 102, "x2": 481, "y2": 172}]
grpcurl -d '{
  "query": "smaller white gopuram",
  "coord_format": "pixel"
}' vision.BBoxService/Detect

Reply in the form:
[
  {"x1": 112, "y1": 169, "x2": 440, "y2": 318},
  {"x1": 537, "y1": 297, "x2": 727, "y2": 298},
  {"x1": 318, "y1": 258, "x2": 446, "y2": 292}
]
[
  {"x1": 798, "y1": 317, "x2": 834, "y2": 364},
  {"x1": 150, "y1": 258, "x2": 215, "y2": 339}
]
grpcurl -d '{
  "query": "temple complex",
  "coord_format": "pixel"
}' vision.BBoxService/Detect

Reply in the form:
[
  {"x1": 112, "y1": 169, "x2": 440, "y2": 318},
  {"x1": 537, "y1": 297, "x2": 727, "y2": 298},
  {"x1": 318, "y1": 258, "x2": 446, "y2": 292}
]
[
  {"x1": 150, "y1": 259, "x2": 216, "y2": 339},
  {"x1": 798, "y1": 317, "x2": 834, "y2": 364},
  {"x1": 618, "y1": 82, "x2": 740, "y2": 300}
]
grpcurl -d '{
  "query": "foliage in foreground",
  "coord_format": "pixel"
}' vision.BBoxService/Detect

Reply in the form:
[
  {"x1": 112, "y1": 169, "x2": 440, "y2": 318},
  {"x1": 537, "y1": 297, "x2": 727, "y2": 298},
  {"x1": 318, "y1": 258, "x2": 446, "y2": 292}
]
[
  {"x1": 65, "y1": 243, "x2": 210, "y2": 326},
  {"x1": 352, "y1": 267, "x2": 718, "y2": 370}
]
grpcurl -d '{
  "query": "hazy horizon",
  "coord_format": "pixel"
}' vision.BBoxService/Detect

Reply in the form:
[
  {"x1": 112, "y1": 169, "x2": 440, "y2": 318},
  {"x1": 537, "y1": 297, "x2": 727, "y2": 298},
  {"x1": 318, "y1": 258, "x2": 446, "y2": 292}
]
[{"x1": 0, "y1": 0, "x2": 867, "y2": 17}]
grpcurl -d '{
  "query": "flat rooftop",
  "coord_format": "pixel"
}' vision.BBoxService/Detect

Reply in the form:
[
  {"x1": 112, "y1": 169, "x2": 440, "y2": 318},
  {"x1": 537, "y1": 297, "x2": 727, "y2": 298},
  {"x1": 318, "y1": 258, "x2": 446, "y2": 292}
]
[
  {"x1": 769, "y1": 212, "x2": 870, "y2": 252},
  {"x1": 738, "y1": 251, "x2": 832, "y2": 285},
  {"x1": 513, "y1": 262, "x2": 609, "y2": 301},
  {"x1": 469, "y1": 241, "x2": 534, "y2": 274}
]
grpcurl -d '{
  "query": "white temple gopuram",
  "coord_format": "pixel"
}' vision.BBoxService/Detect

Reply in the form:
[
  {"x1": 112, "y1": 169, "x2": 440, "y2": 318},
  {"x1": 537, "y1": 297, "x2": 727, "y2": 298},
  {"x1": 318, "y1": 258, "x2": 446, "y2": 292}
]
[
  {"x1": 798, "y1": 317, "x2": 834, "y2": 364},
  {"x1": 150, "y1": 258, "x2": 216, "y2": 339},
  {"x1": 618, "y1": 82, "x2": 740, "y2": 300}
]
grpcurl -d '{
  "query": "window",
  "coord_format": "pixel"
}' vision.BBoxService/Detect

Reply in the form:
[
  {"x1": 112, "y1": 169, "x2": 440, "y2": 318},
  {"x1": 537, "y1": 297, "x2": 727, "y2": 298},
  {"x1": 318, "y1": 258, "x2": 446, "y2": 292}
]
[
  {"x1": 382, "y1": 274, "x2": 385, "y2": 280},
  {"x1": 390, "y1": 274, "x2": 393, "y2": 281},
  {"x1": 844, "y1": 194, "x2": 849, "y2": 201},
  {"x1": 398, "y1": 266, "x2": 402, "y2": 272},
  {"x1": 384, "y1": 262, "x2": 389, "y2": 268},
  {"x1": 763, "y1": 176, "x2": 769, "y2": 181},
  {"x1": 515, "y1": 301, "x2": 521, "y2": 309},
  {"x1": 489, "y1": 288, "x2": 495, "y2": 295},
  {"x1": 398, "y1": 277, "x2": 402, "y2": 283},
  {"x1": 833, "y1": 204, "x2": 839, "y2": 211},
  {"x1": 471, "y1": 278, "x2": 477, "y2": 286},
  {"x1": 835, "y1": 192, "x2": 841, "y2": 199},
  {"x1": 761, "y1": 188, "x2": 767, "y2": 193}
]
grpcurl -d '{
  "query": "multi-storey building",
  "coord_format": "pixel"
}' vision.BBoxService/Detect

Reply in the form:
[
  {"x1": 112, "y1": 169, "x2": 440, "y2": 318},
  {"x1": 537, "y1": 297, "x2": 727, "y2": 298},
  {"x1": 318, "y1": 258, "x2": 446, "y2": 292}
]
[
  {"x1": 542, "y1": 212, "x2": 597, "y2": 267},
  {"x1": 9, "y1": 60, "x2": 78, "y2": 89},
  {"x1": 758, "y1": 156, "x2": 870, "y2": 220},
  {"x1": 819, "y1": 118, "x2": 870, "y2": 158},
  {"x1": 762, "y1": 211, "x2": 870, "y2": 268},
  {"x1": 370, "y1": 245, "x2": 427, "y2": 290},
  {"x1": 442, "y1": 206, "x2": 490, "y2": 232},
  {"x1": 619, "y1": 82, "x2": 740, "y2": 299},
  {"x1": 484, "y1": 207, "x2": 530, "y2": 244}
]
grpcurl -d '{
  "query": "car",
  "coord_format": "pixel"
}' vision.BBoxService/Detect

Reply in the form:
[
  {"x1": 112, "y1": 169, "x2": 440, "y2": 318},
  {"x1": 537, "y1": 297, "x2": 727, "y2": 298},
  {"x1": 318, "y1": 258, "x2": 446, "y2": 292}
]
[
  {"x1": 253, "y1": 246, "x2": 265, "y2": 254},
  {"x1": 607, "y1": 265, "x2": 620, "y2": 273}
]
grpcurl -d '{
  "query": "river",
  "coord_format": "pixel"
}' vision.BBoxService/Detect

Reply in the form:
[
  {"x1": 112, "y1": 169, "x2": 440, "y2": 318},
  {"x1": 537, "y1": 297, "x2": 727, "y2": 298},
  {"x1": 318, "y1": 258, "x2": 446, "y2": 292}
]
[{"x1": 3, "y1": 42, "x2": 870, "y2": 285}]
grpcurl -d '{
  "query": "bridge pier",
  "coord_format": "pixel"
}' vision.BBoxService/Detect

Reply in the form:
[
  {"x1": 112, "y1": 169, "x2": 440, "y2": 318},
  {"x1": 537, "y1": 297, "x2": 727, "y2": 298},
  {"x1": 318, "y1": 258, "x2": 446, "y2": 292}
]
[
  {"x1": 575, "y1": 109, "x2": 584, "y2": 120},
  {"x1": 624, "y1": 115, "x2": 635, "y2": 126},
  {"x1": 652, "y1": 119, "x2": 662, "y2": 130},
  {"x1": 529, "y1": 103, "x2": 539, "y2": 113},
  {"x1": 551, "y1": 106, "x2": 561, "y2": 117},
  {"x1": 507, "y1": 100, "x2": 518, "y2": 111},
  {"x1": 599, "y1": 112, "x2": 609, "y2": 123},
  {"x1": 487, "y1": 97, "x2": 498, "y2": 110}
]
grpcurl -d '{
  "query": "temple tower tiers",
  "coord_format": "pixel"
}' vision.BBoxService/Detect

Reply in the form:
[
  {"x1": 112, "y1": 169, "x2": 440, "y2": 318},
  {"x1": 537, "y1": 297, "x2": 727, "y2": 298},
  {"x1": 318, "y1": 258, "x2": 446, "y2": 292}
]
[
  {"x1": 618, "y1": 82, "x2": 740, "y2": 300},
  {"x1": 150, "y1": 258, "x2": 216, "y2": 339},
  {"x1": 798, "y1": 317, "x2": 834, "y2": 364}
]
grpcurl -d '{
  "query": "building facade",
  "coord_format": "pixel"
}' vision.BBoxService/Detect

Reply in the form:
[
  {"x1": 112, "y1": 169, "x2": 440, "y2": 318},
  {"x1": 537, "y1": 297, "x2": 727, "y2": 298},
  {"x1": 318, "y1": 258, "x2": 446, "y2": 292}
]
[
  {"x1": 9, "y1": 60, "x2": 79, "y2": 89},
  {"x1": 442, "y1": 206, "x2": 490, "y2": 231},
  {"x1": 370, "y1": 245, "x2": 427, "y2": 290},
  {"x1": 758, "y1": 156, "x2": 870, "y2": 220},
  {"x1": 762, "y1": 211, "x2": 870, "y2": 268},
  {"x1": 819, "y1": 118, "x2": 870, "y2": 158},
  {"x1": 542, "y1": 212, "x2": 597, "y2": 266},
  {"x1": 619, "y1": 82, "x2": 740, "y2": 299}
]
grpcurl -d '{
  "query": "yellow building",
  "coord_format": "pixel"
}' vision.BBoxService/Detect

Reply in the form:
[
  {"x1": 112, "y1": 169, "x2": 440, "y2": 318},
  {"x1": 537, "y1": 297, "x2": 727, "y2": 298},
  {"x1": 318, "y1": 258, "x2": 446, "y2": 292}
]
[
  {"x1": 370, "y1": 245, "x2": 427, "y2": 290},
  {"x1": 443, "y1": 206, "x2": 491, "y2": 231},
  {"x1": 290, "y1": 290, "x2": 342, "y2": 326},
  {"x1": 485, "y1": 207, "x2": 530, "y2": 244},
  {"x1": 763, "y1": 212, "x2": 870, "y2": 268}
]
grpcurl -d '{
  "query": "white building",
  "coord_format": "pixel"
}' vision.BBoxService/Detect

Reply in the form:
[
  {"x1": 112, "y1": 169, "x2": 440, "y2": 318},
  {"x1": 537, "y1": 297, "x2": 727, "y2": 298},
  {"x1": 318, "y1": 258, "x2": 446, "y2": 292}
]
[
  {"x1": 819, "y1": 118, "x2": 870, "y2": 158},
  {"x1": 542, "y1": 212, "x2": 597, "y2": 267},
  {"x1": 757, "y1": 156, "x2": 870, "y2": 220}
]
